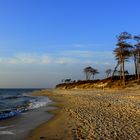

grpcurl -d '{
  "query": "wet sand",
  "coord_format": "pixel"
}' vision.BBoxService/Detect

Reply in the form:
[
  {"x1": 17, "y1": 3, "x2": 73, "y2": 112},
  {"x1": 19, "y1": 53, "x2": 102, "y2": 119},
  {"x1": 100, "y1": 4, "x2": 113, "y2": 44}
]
[
  {"x1": 0, "y1": 97, "x2": 54, "y2": 140},
  {"x1": 27, "y1": 88, "x2": 140, "y2": 140}
]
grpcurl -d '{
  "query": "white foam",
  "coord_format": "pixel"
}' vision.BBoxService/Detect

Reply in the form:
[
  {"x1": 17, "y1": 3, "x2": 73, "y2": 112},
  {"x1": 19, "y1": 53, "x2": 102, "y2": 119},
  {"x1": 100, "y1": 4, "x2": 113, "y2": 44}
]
[
  {"x1": 22, "y1": 112, "x2": 28, "y2": 115},
  {"x1": 0, "y1": 131, "x2": 15, "y2": 135},
  {"x1": 28, "y1": 97, "x2": 51, "y2": 109},
  {"x1": 0, "y1": 125, "x2": 14, "y2": 130}
]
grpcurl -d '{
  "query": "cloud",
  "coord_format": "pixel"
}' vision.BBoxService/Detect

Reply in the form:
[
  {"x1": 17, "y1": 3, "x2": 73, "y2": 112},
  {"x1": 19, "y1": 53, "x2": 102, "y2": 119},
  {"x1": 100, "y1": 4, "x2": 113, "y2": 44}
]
[
  {"x1": 0, "y1": 53, "x2": 80, "y2": 65},
  {"x1": 0, "y1": 50, "x2": 115, "y2": 67},
  {"x1": 0, "y1": 53, "x2": 50, "y2": 65},
  {"x1": 63, "y1": 50, "x2": 113, "y2": 58},
  {"x1": 54, "y1": 57, "x2": 77, "y2": 64},
  {"x1": 40, "y1": 55, "x2": 52, "y2": 64},
  {"x1": 72, "y1": 43, "x2": 104, "y2": 48},
  {"x1": 63, "y1": 50, "x2": 94, "y2": 58}
]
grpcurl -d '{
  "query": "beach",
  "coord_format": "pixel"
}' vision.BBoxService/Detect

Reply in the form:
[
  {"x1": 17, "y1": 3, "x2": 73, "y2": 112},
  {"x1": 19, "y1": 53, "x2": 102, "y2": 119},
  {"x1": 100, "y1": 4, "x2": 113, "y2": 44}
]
[
  {"x1": 26, "y1": 88, "x2": 140, "y2": 140},
  {"x1": 0, "y1": 89, "x2": 53, "y2": 140}
]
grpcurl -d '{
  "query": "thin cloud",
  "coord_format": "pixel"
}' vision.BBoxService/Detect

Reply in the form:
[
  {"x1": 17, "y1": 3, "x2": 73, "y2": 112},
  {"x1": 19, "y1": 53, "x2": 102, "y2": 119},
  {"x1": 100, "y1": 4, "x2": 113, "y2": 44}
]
[
  {"x1": 0, "y1": 51, "x2": 115, "y2": 66},
  {"x1": 0, "y1": 53, "x2": 80, "y2": 65},
  {"x1": 62, "y1": 50, "x2": 114, "y2": 59},
  {"x1": 72, "y1": 43, "x2": 104, "y2": 48},
  {"x1": 0, "y1": 53, "x2": 50, "y2": 65}
]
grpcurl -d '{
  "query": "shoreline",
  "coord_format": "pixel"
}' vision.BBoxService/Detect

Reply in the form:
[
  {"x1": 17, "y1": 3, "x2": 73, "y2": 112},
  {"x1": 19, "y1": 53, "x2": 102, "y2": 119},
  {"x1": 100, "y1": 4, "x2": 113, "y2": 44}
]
[
  {"x1": 26, "y1": 89, "x2": 68, "y2": 140},
  {"x1": 0, "y1": 90, "x2": 54, "y2": 140},
  {"x1": 26, "y1": 88, "x2": 140, "y2": 140}
]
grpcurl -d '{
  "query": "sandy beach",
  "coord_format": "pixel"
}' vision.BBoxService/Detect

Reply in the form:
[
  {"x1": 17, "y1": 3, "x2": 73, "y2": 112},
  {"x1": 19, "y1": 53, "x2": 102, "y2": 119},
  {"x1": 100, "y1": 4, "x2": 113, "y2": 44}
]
[{"x1": 26, "y1": 87, "x2": 140, "y2": 140}]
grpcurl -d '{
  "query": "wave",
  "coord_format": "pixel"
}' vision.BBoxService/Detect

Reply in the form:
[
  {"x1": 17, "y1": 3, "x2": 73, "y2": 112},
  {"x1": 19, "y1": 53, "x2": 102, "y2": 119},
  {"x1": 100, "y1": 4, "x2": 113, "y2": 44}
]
[
  {"x1": 0, "y1": 95, "x2": 29, "y2": 100},
  {"x1": 0, "y1": 107, "x2": 28, "y2": 120},
  {"x1": 0, "y1": 131, "x2": 15, "y2": 135},
  {"x1": 28, "y1": 97, "x2": 51, "y2": 109},
  {"x1": 0, "y1": 96, "x2": 51, "y2": 120},
  {"x1": 0, "y1": 96, "x2": 20, "y2": 100},
  {"x1": 0, "y1": 125, "x2": 14, "y2": 130}
]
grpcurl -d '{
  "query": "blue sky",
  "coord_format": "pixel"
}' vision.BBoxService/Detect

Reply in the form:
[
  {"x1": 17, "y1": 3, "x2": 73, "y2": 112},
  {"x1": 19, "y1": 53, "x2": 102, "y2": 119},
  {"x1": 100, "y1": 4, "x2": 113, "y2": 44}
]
[{"x1": 0, "y1": 0, "x2": 139, "y2": 88}]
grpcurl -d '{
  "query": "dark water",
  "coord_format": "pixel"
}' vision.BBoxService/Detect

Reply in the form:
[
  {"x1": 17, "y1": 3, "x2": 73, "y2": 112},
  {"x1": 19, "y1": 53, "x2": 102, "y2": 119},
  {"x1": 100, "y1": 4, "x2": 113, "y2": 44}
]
[
  {"x1": 0, "y1": 89, "x2": 51, "y2": 120},
  {"x1": 0, "y1": 89, "x2": 53, "y2": 140}
]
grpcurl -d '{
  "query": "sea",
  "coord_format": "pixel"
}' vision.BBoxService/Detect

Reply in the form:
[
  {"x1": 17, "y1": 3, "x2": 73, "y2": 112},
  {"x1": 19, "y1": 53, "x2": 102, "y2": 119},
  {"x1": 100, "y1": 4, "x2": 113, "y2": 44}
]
[{"x1": 0, "y1": 89, "x2": 53, "y2": 140}]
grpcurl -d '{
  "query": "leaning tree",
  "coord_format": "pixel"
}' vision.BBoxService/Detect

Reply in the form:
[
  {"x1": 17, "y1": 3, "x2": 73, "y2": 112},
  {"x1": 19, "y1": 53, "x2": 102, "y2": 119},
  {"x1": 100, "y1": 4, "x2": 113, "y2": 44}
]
[
  {"x1": 92, "y1": 68, "x2": 99, "y2": 79},
  {"x1": 83, "y1": 66, "x2": 99, "y2": 80},
  {"x1": 113, "y1": 32, "x2": 132, "y2": 85},
  {"x1": 105, "y1": 69, "x2": 112, "y2": 78},
  {"x1": 131, "y1": 45, "x2": 138, "y2": 80},
  {"x1": 134, "y1": 35, "x2": 140, "y2": 82}
]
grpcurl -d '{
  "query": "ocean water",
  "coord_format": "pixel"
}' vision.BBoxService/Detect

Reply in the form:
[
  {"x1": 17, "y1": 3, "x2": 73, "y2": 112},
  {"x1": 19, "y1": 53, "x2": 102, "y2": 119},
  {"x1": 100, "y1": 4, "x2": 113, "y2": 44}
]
[
  {"x1": 0, "y1": 89, "x2": 51, "y2": 120},
  {"x1": 0, "y1": 89, "x2": 53, "y2": 140}
]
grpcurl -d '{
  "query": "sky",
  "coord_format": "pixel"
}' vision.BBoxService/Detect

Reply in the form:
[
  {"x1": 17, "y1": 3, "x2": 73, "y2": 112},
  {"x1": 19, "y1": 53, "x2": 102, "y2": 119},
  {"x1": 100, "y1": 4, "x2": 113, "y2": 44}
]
[{"x1": 0, "y1": 0, "x2": 140, "y2": 88}]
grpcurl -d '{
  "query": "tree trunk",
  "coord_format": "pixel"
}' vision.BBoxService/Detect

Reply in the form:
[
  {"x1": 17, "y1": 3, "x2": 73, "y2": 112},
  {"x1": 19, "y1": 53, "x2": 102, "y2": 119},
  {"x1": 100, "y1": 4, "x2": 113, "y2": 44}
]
[
  {"x1": 137, "y1": 53, "x2": 140, "y2": 83},
  {"x1": 120, "y1": 62, "x2": 122, "y2": 80},
  {"x1": 112, "y1": 62, "x2": 119, "y2": 80},
  {"x1": 86, "y1": 74, "x2": 88, "y2": 80},
  {"x1": 122, "y1": 60, "x2": 125, "y2": 86},
  {"x1": 138, "y1": 63, "x2": 140, "y2": 83},
  {"x1": 134, "y1": 56, "x2": 138, "y2": 80},
  {"x1": 119, "y1": 55, "x2": 123, "y2": 80},
  {"x1": 86, "y1": 72, "x2": 89, "y2": 80}
]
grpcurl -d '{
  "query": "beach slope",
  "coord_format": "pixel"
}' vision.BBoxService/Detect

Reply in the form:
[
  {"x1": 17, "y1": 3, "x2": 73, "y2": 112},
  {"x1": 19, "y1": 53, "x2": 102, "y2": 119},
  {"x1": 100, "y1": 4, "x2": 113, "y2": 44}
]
[{"x1": 27, "y1": 88, "x2": 140, "y2": 140}]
